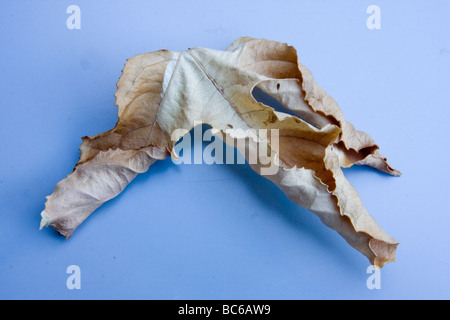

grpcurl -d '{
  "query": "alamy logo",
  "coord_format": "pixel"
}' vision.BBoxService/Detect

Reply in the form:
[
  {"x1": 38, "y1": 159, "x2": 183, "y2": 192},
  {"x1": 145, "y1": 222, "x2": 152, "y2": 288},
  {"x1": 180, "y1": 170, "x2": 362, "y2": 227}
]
[
  {"x1": 66, "y1": 265, "x2": 81, "y2": 290},
  {"x1": 66, "y1": 5, "x2": 81, "y2": 30},
  {"x1": 366, "y1": 5, "x2": 381, "y2": 30},
  {"x1": 171, "y1": 122, "x2": 280, "y2": 176},
  {"x1": 366, "y1": 265, "x2": 381, "y2": 290}
]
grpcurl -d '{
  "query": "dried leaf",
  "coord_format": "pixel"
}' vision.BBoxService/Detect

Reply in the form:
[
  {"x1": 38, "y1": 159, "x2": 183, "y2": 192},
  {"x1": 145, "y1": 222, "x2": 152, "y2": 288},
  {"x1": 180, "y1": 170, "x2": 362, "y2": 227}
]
[{"x1": 40, "y1": 37, "x2": 399, "y2": 268}]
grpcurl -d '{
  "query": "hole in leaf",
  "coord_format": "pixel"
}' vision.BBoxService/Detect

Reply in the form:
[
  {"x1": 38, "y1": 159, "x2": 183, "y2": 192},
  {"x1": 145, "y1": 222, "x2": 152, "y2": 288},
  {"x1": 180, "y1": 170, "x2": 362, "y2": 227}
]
[{"x1": 252, "y1": 86, "x2": 299, "y2": 118}]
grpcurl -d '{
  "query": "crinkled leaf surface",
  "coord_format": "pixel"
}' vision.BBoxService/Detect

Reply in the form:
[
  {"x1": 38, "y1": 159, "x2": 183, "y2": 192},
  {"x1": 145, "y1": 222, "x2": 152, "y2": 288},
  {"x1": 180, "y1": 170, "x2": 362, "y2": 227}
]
[{"x1": 40, "y1": 37, "x2": 400, "y2": 268}]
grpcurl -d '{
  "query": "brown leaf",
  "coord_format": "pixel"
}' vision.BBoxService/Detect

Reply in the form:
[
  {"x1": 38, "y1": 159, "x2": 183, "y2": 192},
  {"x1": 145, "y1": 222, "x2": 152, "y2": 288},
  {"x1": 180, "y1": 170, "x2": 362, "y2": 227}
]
[{"x1": 40, "y1": 37, "x2": 399, "y2": 268}]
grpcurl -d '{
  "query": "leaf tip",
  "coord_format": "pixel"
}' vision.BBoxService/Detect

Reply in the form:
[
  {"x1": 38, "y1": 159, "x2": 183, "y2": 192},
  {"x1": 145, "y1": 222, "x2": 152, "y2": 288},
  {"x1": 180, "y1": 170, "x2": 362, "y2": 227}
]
[
  {"x1": 390, "y1": 168, "x2": 402, "y2": 177},
  {"x1": 39, "y1": 211, "x2": 52, "y2": 230},
  {"x1": 369, "y1": 238, "x2": 399, "y2": 268}
]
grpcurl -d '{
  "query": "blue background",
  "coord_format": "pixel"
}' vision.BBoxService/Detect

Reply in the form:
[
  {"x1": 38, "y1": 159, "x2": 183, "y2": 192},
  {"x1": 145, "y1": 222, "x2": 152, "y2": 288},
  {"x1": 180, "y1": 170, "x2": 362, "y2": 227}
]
[{"x1": 1, "y1": 0, "x2": 449, "y2": 299}]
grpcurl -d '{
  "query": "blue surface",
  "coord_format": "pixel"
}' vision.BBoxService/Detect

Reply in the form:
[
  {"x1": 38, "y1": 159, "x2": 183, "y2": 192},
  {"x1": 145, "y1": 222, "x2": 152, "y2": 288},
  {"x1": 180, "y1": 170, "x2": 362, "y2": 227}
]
[{"x1": 1, "y1": 0, "x2": 449, "y2": 299}]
